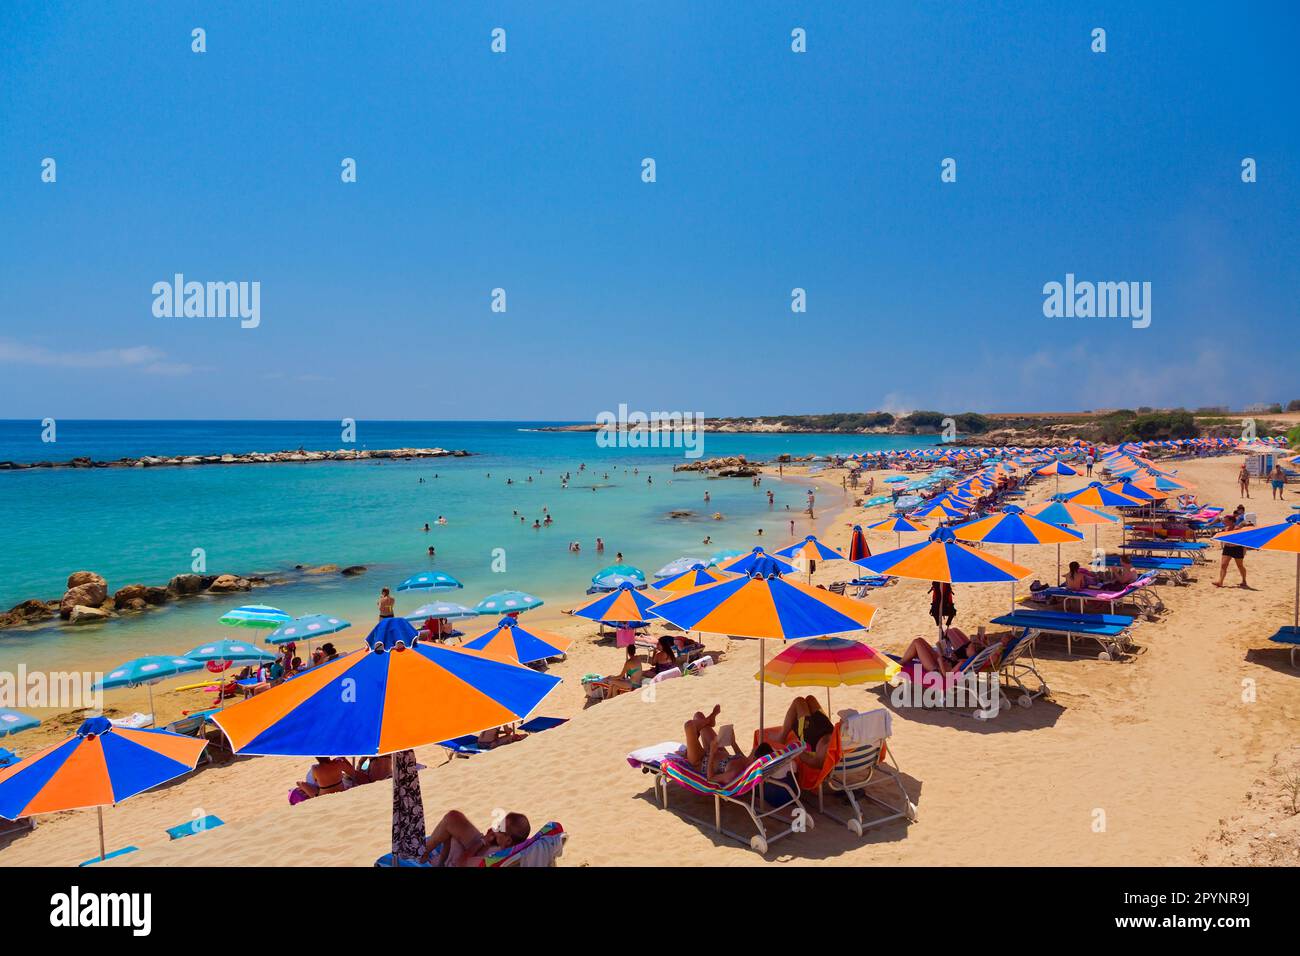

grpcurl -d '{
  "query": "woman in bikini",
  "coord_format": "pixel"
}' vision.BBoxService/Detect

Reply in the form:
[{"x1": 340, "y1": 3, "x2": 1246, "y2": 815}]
[
  {"x1": 603, "y1": 645, "x2": 645, "y2": 697},
  {"x1": 378, "y1": 587, "x2": 395, "y2": 618},
  {"x1": 683, "y1": 706, "x2": 772, "y2": 785}
]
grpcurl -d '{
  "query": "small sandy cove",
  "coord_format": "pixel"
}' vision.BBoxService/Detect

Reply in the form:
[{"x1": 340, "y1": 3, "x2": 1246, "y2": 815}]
[{"x1": 4, "y1": 454, "x2": 1298, "y2": 867}]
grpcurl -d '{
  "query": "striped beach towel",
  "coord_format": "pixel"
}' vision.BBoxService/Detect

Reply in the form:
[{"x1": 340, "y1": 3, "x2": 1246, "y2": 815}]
[{"x1": 660, "y1": 743, "x2": 804, "y2": 798}]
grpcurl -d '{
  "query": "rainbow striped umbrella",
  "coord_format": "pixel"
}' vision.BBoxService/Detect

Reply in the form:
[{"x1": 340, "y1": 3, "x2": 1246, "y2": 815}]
[
  {"x1": 654, "y1": 563, "x2": 734, "y2": 592},
  {"x1": 570, "y1": 582, "x2": 659, "y2": 624},
  {"x1": 461, "y1": 616, "x2": 571, "y2": 665},
  {"x1": 219, "y1": 604, "x2": 292, "y2": 628},
  {"x1": 758, "y1": 636, "x2": 899, "y2": 696},
  {"x1": 719, "y1": 547, "x2": 797, "y2": 576},
  {"x1": 650, "y1": 556, "x2": 879, "y2": 729},
  {"x1": 1215, "y1": 515, "x2": 1300, "y2": 646},
  {"x1": 0, "y1": 716, "x2": 206, "y2": 862}
]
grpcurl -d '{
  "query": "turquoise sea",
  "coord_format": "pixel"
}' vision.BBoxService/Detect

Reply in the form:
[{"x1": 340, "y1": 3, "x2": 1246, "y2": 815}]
[{"x1": 0, "y1": 421, "x2": 939, "y2": 675}]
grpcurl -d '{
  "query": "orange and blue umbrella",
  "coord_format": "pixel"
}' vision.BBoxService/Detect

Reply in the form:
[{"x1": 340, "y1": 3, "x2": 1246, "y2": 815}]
[
  {"x1": 649, "y1": 558, "x2": 878, "y2": 641},
  {"x1": 1104, "y1": 481, "x2": 1168, "y2": 502},
  {"x1": 910, "y1": 500, "x2": 967, "y2": 522},
  {"x1": 0, "y1": 716, "x2": 207, "y2": 861},
  {"x1": 775, "y1": 535, "x2": 846, "y2": 564},
  {"x1": 571, "y1": 582, "x2": 659, "y2": 624},
  {"x1": 719, "y1": 547, "x2": 797, "y2": 576},
  {"x1": 1033, "y1": 460, "x2": 1078, "y2": 477},
  {"x1": 211, "y1": 617, "x2": 561, "y2": 756},
  {"x1": 1063, "y1": 481, "x2": 1143, "y2": 509},
  {"x1": 462, "y1": 616, "x2": 572, "y2": 665},
  {"x1": 950, "y1": 505, "x2": 1083, "y2": 547},
  {"x1": 1216, "y1": 514, "x2": 1300, "y2": 637},
  {"x1": 854, "y1": 527, "x2": 1034, "y2": 584},
  {"x1": 654, "y1": 563, "x2": 734, "y2": 592},
  {"x1": 866, "y1": 514, "x2": 930, "y2": 548}
]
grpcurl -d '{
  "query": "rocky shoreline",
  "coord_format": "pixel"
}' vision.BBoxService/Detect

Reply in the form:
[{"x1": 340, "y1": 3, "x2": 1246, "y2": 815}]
[
  {"x1": 0, "y1": 564, "x2": 368, "y2": 631},
  {"x1": 0, "y1": 446, "x2": 470, "y2": 471}
]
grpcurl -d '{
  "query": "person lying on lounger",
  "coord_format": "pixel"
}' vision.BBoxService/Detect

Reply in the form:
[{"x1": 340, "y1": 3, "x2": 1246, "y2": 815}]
[
  {"x1": 779, "y1": 695, "x2": 835, "y2": 770},
  {"x1": 476, "y1": 725, "x2": 526, "y2": 748},
  {"x1": 1110, "y1": 555, "x2": 1139, "y2": 587},
  {"x1": 292, "y1": 756, "x2": 356, "y2": 800},
  {"x1": 1065, "y1": 561, "x2": 1100, "y2": 591},
  {"x1": 418, "y1": 809, "x2": 531, "y2": 866},
  {"x1": 683, "y1": 706, "x2": 775, "y2": 785},
  {"x1": 897, "y1": 626, "x2": 988, "y2": 676}
]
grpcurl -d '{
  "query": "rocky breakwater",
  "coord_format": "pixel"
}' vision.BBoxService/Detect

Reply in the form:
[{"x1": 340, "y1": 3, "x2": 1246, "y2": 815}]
[
  {"x1": 672, "y1": 455, "x2": 762, "y2": 478},
  {"x1": 0, "y1": 563, "x2": 368, "y2": 632},
  {"x1": 0, "y1": 447, "x2": 471, "y2": 471}
]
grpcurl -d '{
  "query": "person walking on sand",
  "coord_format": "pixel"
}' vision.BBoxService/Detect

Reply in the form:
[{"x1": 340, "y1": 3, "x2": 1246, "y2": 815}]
[
  {"x1": 1238, "y1": 463, "x2": 1251, "y2": 499},
  {"x1": 1270, "y1": 463, "x2": 1286, "y2": 500},
  {"x1": 1213, "y1": 514, "x2": 1250, "y2": 588}
]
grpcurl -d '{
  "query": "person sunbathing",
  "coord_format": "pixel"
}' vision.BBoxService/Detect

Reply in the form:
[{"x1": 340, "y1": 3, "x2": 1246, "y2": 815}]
[
  {"x1": 648, "y1": 635, "x2": 679, "y2": 674},
  {"x1": 476, "y1": 725, "x2": 526, "y2": 748},
  {"x1": 1064, "y1": 561, "x2": 1099, "y2": 591},
  {"x1": 418, "y1": 809, "x2": 531, "y2": 866},
  {"x1": 779, "y1": 695, "x2": 834, "y2": 770},
  {"x1": 602, "y1": 645, "x2": 645, "y2": 697},
  {"x1": 1111, "y1": 556, "x2": 1139, "y2": 587},
  {"x1": 291, "y1": 756, "x2": 355, "y2": 802},
  {"x1": 683, "y1": 706, "x2": 773, "y2": 785},
  {"x1": 897, "y1": 626, "x2": 984, "y2": 675}
]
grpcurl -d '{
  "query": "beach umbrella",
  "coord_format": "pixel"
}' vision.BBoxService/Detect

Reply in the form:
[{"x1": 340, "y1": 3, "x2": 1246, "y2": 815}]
[
  {"x1": 570, "y1": 582, "x2": 659, "y2": 625},
  {"x1": 910, "y1": 500, "x2": 967, "y2": 522},
  {"x1": 396, "y1": 570, "x2": 464, "y2": 592},
  {"x1": 183, "y1": 639, "x2": 278, "y2": 710},
  {"x1": 1026, "y1": 499, "x2": 1118, "y2": 582},
  {"x1": 655, "y1": 556, "x2": 707, "y2": 579},
  {"x1": 1063, "y1": 482, "x2": 1144, "y2": 551},
  {"x1": 1032, "y1": 459, "x2": 1078, "y2": 494},
  {"x1": 847, "y1": 525, "x2": 871, "y2": 563},
  {"x1": 474, "y1": 590, "x2": 543, "y2": 615},
  {"x1": 402, "y1": 601, "x2": 478, "y2": 622},
  {"x1": 1104, "y1": 481, "x2": 1169, "y2": 503},
  {"x1": 1214, "y1": 515, "x2": 1300, "y2": 656},
  {"x1": 719, "y1": 547, "x2": 797, "y2": 576},
  {"x1": 774, "y1": 535, "x2": 846, "y2": 582},
  {"x1": 0, "y1": 708, "x2": 39, "y2": 739},
  {"x1": 266, "y1": 614, "x2": 352, "y2": 646},
  {"x1": 93, "y1": 655, "x2": 206, "y2": 726},
  {"x1": 211, "y1": 617, "x2": 560, "y2": 863},
  {"x1": 949, "y1": 505, "x2": 1083, "y2": 608},
  {"x1": 0, "y1": 716, "x2": 206, "y2": 862},
  {"x1": 653, "y1": 563, "x2": 734, "y2": 593},
  {"x1": 757, "y1": 635, "x2": 900, "y2": 711},
  {"x1": 1136, "y1": 474, "x2": 1194, "y2": 493},
  {"x1": 218, "y1": 604, "x2": 292, "y2": 628},
  {"x1": 708, "y1": 548, "x2": 747, "y2": 565},
  {"x1": 865, "y1": 514, "x2": 930, "y2": 549},
  {"x1": 854, "y1": 526, "x2": 1033, "y2": 587},
  {"x1": 461, "y1": 616, "x2": 572, "y2": 665},
  {"x1": 590, "y1": 564, "x2": 646, "y2": 591},
  {"x1": 650, "y1": 556, "x2": 878, "y2": 729}
]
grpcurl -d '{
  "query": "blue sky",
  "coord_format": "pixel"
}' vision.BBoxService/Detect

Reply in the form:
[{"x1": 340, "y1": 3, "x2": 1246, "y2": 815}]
[{"x1": 1, "y1": 1, "x2": 1296, "y2": 420}]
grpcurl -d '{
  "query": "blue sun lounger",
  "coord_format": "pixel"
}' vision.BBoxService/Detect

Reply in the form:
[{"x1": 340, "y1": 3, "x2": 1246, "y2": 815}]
[
  {"x1": 1268, "y1": 626, "x2": 1300, "y2": 667},
  {"x1": 439, "y1": 716, "x2": 569, "y2": 757},
  {"x1": 0, "y1": 748, "x2": 19, "y2": 768},
  {"x1": 1120, "y1": 540, "x2": 1209, "y2": 563},
  {"x1": 989, "y1": 609, "x2": 1138, "y2": 660},
  {"x1": 1102, "y1": 553, "x2": 1193, "y2": 585}
]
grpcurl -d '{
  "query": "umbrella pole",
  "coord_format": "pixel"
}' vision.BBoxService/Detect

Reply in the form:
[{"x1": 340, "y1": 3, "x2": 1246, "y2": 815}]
[
  {"x1": 758, "y1": 642, "x2": 766, "y2": 733},
  {"x1": 1011, "y1": 544, "x2": 1017, "y2": 610},
  {"x1": 147, "y1": 683, "x2": 156, "y2": 728},
  {"x1": 1056, "y1": 543, "x2": 1061, "y2": 586},
  {"x1": 1294, "y1": 554, "x2": 1299, "y2": 631},
  {"x1": 97, "y1": 805, "x2": 106, "y2": 861}
]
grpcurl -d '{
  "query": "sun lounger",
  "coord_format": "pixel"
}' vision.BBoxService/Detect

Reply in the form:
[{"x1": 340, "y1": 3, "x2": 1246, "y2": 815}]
[
  {"x1": 629, "y1": 742, "x2": 809, "y2": 853},
  {"x1": 887, "y1": 629, "x2": 1044, "y2": 714},
  {"x1": 1101, "y1": 554, "x2": 1193, "y2": 585},
  {"x1": 0, "y1": 815, "x2": 34, "y2": 839},
  {"x1": 1120, "y1": 540, "x2": 1209, "y2": 563},
  {"x1": 1036, "y1": 573, "x2": 1163, "y2": 617},
  {"x1": 1267, "y1": 626, "x2": 1300, "y2": 667},
  {"x1": 166, "y1": 814, "x2": 225, "y2": 840},
  {"x1": 518, "y1": 716, "x2": 568, "y2": 734},
  {"x1": 989, "y1": 609, "x2": 1138, "y2": 660},
  {"x1": 375, "y1": 821, "x2": 566, "y2": 867},
  {"x1": 817, "y1": 709, "x2": 917, "y2": 835},
  {"x1": 440, "y1": 716, "x2": 568, "y2": 756},
  {"x1": 0, "y1": 748, "x2": 19, "y2": 769}
]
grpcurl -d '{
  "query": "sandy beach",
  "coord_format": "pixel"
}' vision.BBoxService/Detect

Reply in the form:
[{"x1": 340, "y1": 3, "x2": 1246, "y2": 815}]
[{"x1": 3, "y1": 453, "x2": 1298, "y2": 867}]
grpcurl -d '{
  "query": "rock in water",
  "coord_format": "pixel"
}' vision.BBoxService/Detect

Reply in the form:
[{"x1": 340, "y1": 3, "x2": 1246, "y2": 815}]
[
  {"x1": 68, "y1": 605, "x2": 113, "y2": 624},
  {"x1": 167, "y1": 573, "x2": 206, "y2": 596},
  {"x1": 67, "y1": 570, "x2": 107, "y2": 590},
  {"x1": 340, "y1": 565, "x2": 368, "y2": 576},
  {"x1": 208, "y1": 574, "x2": 251, "y2": 592},
  {"x1": 61, "y1": 582, "x2": 109, "y2": 618}
]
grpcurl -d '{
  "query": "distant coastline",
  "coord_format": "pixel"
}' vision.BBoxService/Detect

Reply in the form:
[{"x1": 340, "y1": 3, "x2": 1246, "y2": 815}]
[{"x1": 0, "y1": 446, "x2": 471, "y2": 471}]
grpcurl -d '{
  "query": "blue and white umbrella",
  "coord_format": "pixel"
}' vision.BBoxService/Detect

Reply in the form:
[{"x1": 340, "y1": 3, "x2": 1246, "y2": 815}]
[
  {"x1": 396, "y1": 570, "x2": 464, "y2": 592},
  {"x1": 474, "y1": 590, "x2": 543, "y2": 615},
  {"x1": 93, "y1": 656, "x2": 205, "y2": 727},
  {"x1": 655, "y1": 556, "x2": 707, "y2": 579},
  {"x1": 266, "y1": 614, "x2": 352, "y2": 645},
  {"x1": 403, "y1": 601, "x2": 479, "y2": 622},
  {"x1": 0, "y1": 708, "x2": 39, "y2": 739},
  {"x1": 184, "y1": 639, "x2": 277, "y2": 664}
]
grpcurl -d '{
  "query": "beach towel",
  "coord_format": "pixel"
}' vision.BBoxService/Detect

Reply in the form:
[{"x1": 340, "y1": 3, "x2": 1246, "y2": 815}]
[
  {"x1": 627, "y1": 741, "x2": 686, "y2": 768},
  {"x1": 841, "y1": 708, "x2": 891, "y2": 747},
  {"x1": 650, "y1": 666, "x2": 682, "y2": 683},
  {"x1": 391, "y1": 749, "x2": 426, "y2": 861},
  {"x1": 480, "y1": 821, "x2": 565, "y2": 867},
  {"x1": 109, "y1": 712, "x2": 152, "y2": 729}
]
